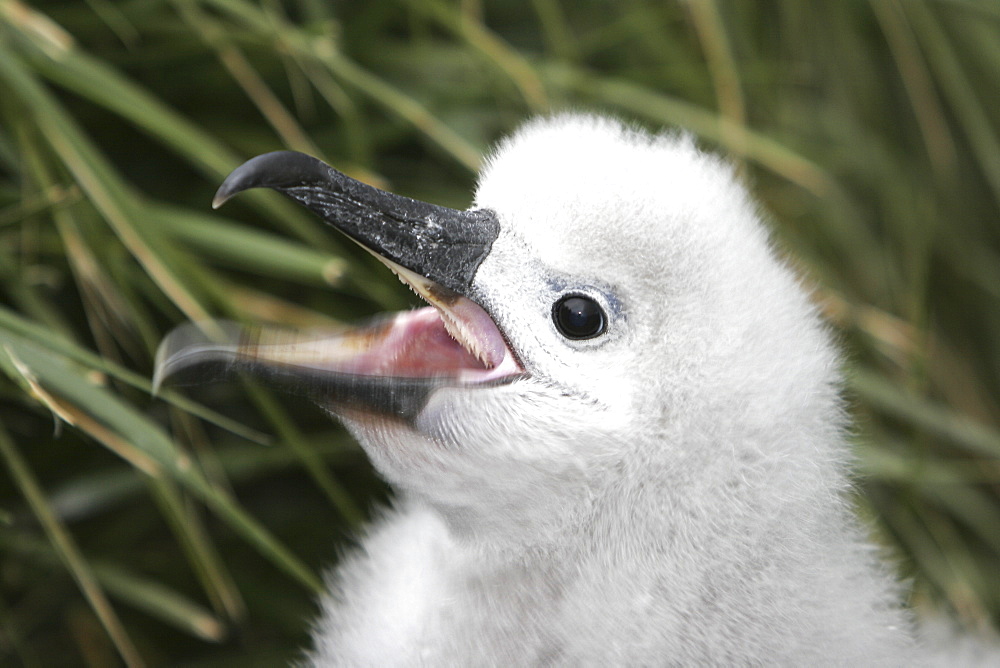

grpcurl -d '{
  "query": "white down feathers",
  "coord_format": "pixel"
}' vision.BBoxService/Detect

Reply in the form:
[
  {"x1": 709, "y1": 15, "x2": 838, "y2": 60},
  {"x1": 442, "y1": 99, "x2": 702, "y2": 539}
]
[{"x1": 307, "y1": 115, "x2": 989, "y2": 666}]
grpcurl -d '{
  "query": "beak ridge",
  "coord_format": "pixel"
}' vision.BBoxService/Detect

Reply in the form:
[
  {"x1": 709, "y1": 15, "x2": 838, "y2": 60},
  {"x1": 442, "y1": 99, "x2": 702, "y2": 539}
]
[{"x1": 213, "y1": 151, "x2": 500, "y2": 296}]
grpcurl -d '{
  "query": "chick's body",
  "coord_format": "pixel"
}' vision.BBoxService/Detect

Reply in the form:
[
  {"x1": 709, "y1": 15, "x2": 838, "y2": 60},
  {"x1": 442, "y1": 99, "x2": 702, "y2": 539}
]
[{"x1": 307, "y1": 116, "x2": 918, "y2": 666}]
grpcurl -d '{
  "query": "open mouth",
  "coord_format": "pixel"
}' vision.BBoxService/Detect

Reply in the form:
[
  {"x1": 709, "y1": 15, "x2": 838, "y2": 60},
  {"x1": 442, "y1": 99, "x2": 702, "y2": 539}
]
[{"x1": 155, "y1": 151, "x2": 524, "y2": 421}]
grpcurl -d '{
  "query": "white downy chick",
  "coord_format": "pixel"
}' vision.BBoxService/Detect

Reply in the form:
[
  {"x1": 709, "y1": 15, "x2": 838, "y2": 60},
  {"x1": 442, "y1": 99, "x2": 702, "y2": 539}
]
[{"x1": 157, "y1": 114, "x2": 996, "y2": 666}]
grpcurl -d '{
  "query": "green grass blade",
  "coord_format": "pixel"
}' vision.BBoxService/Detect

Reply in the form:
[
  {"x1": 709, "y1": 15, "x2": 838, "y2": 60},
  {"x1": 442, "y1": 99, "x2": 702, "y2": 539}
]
[
  {"x1": 47, "y1": 437, "x2": 359, "y2": 523},
  {"x1": 0, "y1": 531, "x2": 226, "y2": 642},
  {"x1": 406, "y1": 0, "x2": 549, "y2": 112},
  {"x1": 851, "y1": 370, "x2": 1000, "y2": 459},
  {"x1": 0, "y1": 304, "x2": 270, "y2": 445},
  {"x1": 546, "y1": 64, "x2": 835, "y2": 197},
  {"x1": 0, "y1": 334, "x2": 322, "y2": 593},
  {"x1": 5, "y1": 3, "x2": 338, "y2": 249},
  {"x1": 0, "y1": 43, "x2": 213, "y2": 325},
  {"x1": 686, "y1": 0, "x2": 747, "y2": 158},
  {"x1": 152, "y1": 204, "x2": 348, "y2": 288},
  {"x1": 9, "y1": 23, "x2": 236, "y2": 179},
  {"x1": 242, "y1": 383, "x2": 363, "y2": 526},
  {"x1": 905, "y1": 2, "x2": 1000, "y2": 208},
  {"x1": 0, "y1": 424, "x2": 146, "y2": 667},
  {"x1": 201, "y1": 0, "x2": 484, "y2": 171},
  {"x1": 149, "y1": 478, "x2": 246, "y2": 621}
]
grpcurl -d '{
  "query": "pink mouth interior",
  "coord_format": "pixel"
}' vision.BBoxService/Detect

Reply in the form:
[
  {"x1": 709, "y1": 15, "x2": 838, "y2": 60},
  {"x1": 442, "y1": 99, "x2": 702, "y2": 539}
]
[
  {"x1": 376, "y1": 307, "x2": 489, "y2": 376},
  {"x1": 256, "y1": 302, "x2": 523, "y2": 384}
]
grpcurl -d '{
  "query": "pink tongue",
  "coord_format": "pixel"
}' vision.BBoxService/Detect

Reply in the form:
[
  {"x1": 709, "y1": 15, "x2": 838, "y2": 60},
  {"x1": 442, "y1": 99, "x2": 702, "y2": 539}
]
[{"x1": 379, "y1": 307, "x2": 486, "y2": 376}]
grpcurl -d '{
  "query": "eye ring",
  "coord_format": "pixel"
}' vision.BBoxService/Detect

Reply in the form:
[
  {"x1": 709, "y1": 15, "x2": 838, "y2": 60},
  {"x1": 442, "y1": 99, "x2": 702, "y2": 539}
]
[{"x1": 552, "y1": 294, "x2": 607, "y2": 340}]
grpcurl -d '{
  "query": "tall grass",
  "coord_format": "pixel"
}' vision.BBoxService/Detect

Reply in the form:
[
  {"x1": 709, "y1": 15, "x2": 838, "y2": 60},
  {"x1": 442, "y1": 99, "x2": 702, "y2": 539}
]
[{"x1": 1, "y1": 0, "x2": 999, "y2": 663}]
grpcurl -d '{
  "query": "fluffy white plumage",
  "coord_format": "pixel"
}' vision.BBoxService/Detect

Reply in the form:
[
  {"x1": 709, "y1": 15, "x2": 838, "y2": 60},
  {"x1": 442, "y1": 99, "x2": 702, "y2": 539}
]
[{"x1": 306, "y1": 115, "x2": 989, "y2": 665}]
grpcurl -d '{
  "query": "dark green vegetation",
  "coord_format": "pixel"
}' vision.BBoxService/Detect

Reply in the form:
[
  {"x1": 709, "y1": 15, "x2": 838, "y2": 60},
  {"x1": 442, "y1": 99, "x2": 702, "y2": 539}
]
[{"x1": 1, "y1": 1, "x2": 999, "y2": 664}]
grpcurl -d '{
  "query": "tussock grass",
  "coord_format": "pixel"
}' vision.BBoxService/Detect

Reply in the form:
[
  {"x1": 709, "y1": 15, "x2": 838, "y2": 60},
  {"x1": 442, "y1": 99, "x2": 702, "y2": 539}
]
[{"x1": 1, "y1": 1, "x2": 998, "y2": 662}]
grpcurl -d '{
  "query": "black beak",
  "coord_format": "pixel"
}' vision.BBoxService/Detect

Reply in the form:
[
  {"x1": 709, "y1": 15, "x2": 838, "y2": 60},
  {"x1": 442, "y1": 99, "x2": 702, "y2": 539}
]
[
  {"x1": 213, "y1": 151, "x2": 500, "y2": 298},
  {"x1": 155, "y1": 152, "x2": 522, "y2": 423}
]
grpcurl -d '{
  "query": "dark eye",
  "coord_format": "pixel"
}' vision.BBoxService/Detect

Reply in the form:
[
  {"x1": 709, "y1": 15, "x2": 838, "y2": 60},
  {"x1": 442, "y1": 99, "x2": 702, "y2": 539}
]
[{"x1": 553, "y1": 295, "x2": 606, "y2": 340}]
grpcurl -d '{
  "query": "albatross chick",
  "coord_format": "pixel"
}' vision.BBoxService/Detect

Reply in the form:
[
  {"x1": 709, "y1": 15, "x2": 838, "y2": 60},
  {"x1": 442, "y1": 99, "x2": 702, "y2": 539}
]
[{"x1": 157, "y1": 115, "x2": 996, "y2": 666}]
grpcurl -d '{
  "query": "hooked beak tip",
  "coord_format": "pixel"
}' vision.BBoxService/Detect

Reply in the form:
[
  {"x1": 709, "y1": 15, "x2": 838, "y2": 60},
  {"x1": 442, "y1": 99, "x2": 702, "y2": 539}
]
[
  {"x1": 212, "y1": 150, "x2": 323, "y2": 210},
  {"x1": 151, "y1": 371, "x2": 164, "y2": 397},
  {"x1": 152, "y1": 321, "x2": 246, "y2": 395},
  {"x1": 211, "y1": 190, "x2": 230, "y2": 210}
]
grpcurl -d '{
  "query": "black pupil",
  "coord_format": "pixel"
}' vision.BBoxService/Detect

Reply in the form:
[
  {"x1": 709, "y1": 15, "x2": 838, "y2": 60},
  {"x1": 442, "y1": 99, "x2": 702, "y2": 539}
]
[{"x1": 554, "y1": 296, "x2": 605, "y2": 339}]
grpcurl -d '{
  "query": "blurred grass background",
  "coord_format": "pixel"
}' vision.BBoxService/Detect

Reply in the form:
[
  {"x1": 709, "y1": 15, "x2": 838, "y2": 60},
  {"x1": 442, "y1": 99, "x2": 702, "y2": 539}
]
[{"x1": 1, "y1": 0, "x2": 999, "y2": 664}]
